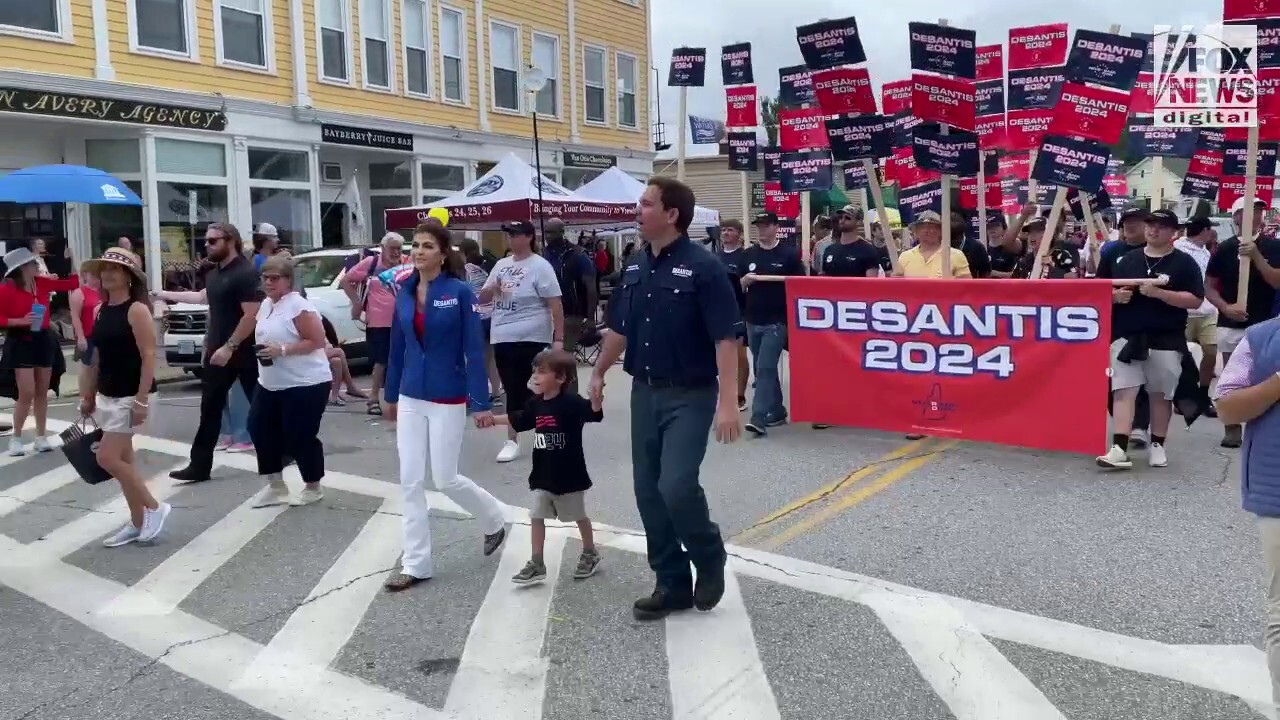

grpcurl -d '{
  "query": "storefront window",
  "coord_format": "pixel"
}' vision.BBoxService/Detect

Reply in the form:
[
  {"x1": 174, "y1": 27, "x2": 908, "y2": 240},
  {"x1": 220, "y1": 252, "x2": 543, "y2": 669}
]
[
  {"x1": 369, "y1": 160, "x2": 412, "y2": 241},
  {"x1": 561, "y1": 168, "x2": 602, "y2": 190},
  {"x1": 86, "y1": 139, "x2": 142, "y2": 175},
  {"x1": 155, "y1": 138, "x2": 227, "y2": 176},
  {"x1": 157, "y1": 182, "x2": 229, "y2": 264},
  {"x1": 420, "y1": 163, "x2": 465, "y2": 191},
  {"x1": 250, "y1": 187, "x2": 313, "y2": 252},
  {"x1": 369, "y1": 161, "x2": 411, "y2": 190},
  {"x1": 370, "y1": 195, "x2": 411, "y2": 241},
  {"x1": 90, "y1": 180, "x2": 145, "y2": 260},
  {"x1": 249, "y1": 148, "x2": 309, "y2": 182}
]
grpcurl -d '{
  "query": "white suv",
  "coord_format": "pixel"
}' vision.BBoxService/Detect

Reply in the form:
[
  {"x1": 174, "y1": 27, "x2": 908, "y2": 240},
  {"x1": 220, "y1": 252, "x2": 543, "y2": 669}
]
[{"x1": 161, "y1": 247, "x2": 380, "y2": 375}]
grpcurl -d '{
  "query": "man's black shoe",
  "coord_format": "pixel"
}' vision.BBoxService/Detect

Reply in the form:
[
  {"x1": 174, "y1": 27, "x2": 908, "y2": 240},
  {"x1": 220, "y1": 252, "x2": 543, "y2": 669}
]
[
  {"x1": 169, "y1": 465, "x2": 211, "y2": 483},
  {"x1": 694, "y1": 561, "x2": 726, "y2": 611},
  {"x1": 632, "y1": 588, "x2": 694, "y2": 621}
]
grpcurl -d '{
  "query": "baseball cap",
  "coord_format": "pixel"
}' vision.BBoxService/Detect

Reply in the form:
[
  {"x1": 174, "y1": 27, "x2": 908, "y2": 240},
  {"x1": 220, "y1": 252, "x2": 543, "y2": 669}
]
[
  {"x1": 836, "y1": 204, "x2": 863, "y2": 218},
  {"x1": 1025, "y1": 216, "x2": 1048, "y2": 231},
  {"x1": 501, "y1": 220, "x2": 536, "y2": 235},
  {"x1": 911, "y1": 210, "x2": 943, "y2": 226},
  {"x1": 1183, "y1": 217, "x2": 1213, "y2": 235},
  {"x1": 1230, "y1": 196, "x2": 1269, "y2": 213},
  {"x1": 1119, "y1": 207, "x2": 1150, "y2": 224},
  {"x1": 752, "y1": 212, "x2": 778, "y2": 225},
  {"x1": 1145, "y1": 209, "x2": 1181, "y2": 229},
  {"x1": 255, "y1": 222, "x2": 278, "y2": 237}
]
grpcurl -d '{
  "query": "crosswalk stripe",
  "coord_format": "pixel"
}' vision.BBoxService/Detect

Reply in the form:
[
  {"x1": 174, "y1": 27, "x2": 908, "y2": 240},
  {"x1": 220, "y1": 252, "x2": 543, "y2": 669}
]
[
  {"x1": 98, "y1": 493, "x2": 290, "y2": 617},
  {"x1": 30, "y1": 466, "x2": 183, "y2": 559},
  {"x1": 445, "y1": 524, "x2": 567, "y2": 720},
  {"x1": 235, "y1": 497, "x2": 403, "y2": 688},
  {"x1": 0, "y1": 463, "x2": 80, "y2": 517},
  {"x1": 666, "y1": 569, "x2": 781, "y2": 720}
]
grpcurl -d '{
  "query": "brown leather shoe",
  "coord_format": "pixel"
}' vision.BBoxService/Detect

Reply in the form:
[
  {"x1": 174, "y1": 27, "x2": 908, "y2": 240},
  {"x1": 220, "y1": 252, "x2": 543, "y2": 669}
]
[{"x1": 384, "y1": 572, "x2": 428, "y2": 592}]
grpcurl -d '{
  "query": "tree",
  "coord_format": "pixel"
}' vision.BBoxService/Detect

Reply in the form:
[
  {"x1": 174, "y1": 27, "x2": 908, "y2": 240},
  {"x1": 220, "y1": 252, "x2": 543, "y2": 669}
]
[{"x1": 760, "y1": 95, "x2": 780, "y2": 147}]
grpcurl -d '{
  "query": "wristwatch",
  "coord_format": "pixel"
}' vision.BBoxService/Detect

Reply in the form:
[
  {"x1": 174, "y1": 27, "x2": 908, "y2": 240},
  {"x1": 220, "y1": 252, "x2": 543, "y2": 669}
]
[{"x1": 224, "y1": 339, "x2": 240, "y2": 351}]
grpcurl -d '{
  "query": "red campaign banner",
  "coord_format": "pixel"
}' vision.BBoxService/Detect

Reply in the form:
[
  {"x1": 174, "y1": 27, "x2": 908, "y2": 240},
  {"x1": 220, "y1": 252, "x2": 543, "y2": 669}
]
[
  {"x1": 1261, "y1": 68, "x2": 1280, "y2": 142},
  {"x1": 1008, "y1": 23, "x2": 1070, "y2": 71},
  {"x1": 1049, "y1": 82, "x2": 1130, "y2": 144},
  {"x1": 882, "y1": 79, "x2": 914, "y2": 115},
  {"x1": 786, "y1": 277, "x2": 1113, "y2": 454},
  {"x1": 1224, "y1": 0, "x2": 1280, "y2": 20},
  {"x1": 1001, "y1": 179, "x2": 1022, "y2": 212},
  {"x1": 911, "y1": 73, "x2": 977, "y2": 130},
  {"x1": 999, "y1": 153, "x2": 1032, "y2": 180},
  {"x1": 779, "y1": 108, "x2": 830, "y2": 150},
  {"x1": 1005, "y1": 108, "x2": 1054, "y2": 150},
  {"x1": 1219, "y1": 176, "x2": 1278, "y2": 209},
  {"x1": 974, "y1": 114, "x2": 1007, "y2": 149},
  {"x1": 959, "y1": 176, "x2": 1002, "y2": 209},
  {"x1": 725, "y1": 86, "x2": 758, "y2": 127},
  {"x1": 889, "y1": 146, "x2": 940, "y2": 188},
  {"x1": 1103, "y1": 175, "x2": 1128, "y2": 196},
  {"x1": 812, "y1": 66, "x2": 877, "y2": 116},
  {"x1": 1189, "y1": 150, "x2": 1225, "y2": 178},
  {"x1": 976, "y1": 44, "x2": 1005, "y2": 82},
  {"x1": 1130, "y1": 72, "x2": 1156, "y2": 115},
  {"x1": 764, "y1": 181, "x2": 801, "y2": 218}
]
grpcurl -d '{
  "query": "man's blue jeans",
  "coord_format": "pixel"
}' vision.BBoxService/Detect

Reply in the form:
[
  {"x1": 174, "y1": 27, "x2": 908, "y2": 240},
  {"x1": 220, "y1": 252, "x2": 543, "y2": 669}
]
[
  {"x1": 630, "y1": 381, "x2": 725, "y2": 594},
  {"x1": 747, "y1": 323, "x2": 787, "y2": 427}
]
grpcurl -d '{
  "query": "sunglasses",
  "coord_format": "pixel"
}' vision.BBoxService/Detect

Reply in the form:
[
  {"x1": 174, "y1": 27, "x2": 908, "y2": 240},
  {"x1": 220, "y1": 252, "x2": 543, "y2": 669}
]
[{"x1": 205, "y1": 235, "x2": 227, "y2": 244}]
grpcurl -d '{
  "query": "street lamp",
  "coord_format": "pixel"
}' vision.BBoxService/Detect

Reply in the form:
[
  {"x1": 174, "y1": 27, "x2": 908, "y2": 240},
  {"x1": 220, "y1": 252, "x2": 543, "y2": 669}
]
[{"x1": 523, "y1": 66, "x2": 549, "y2": 239}]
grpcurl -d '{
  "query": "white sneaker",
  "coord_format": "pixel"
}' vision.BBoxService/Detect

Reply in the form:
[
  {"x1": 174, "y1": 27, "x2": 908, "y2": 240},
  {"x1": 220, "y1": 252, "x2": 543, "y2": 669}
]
[
  {"x1": 1128, "y1": 429, "x2": 1149, "y2": 448},
  {"x1": 32, "y1": 436, "x2": 51, "y2": 453},
  {"x1": 102, "y1": 524, "x2": 140, "y2": 547},
  {"x1": 251, "y1": 480, "x2": 290, "y2": 508},
  {"x1": 496, "y1": 440, "x2": 520, "y2": 463},
  {"x1": 1096, "y1": 445, "x2": 1133, "y2": 470},
  {"x1": 7, "y1": 437, "x2": 25, "y2": 457},
  {"x1": 1148, "y1": 442, "x2": 1169, "y2": 468},
  {"x1": 138, "y1": 503, "x2": 171, "y2": 542},
  {"x1": 290, "y1": 486, "x2": 324, "y2": 506}
]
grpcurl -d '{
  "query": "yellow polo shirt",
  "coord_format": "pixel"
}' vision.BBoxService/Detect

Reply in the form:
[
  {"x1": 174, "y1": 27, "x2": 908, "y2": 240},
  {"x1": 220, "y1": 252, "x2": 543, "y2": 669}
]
[{"x1": 897, "y1": 246, "x2": 971, "y2": 278}]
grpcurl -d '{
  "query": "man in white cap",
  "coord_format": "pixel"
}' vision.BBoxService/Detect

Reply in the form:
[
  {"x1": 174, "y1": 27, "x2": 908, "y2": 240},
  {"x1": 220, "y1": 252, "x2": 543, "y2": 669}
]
[
  {"x1": 251, "y1": 222, "x2": 288, "y2": 272},
  {"x1": 893, "y1": 211, "x2": 971, "y2": 278},
  {"x1": 1207, "y1": 196, "x2": 1280, "y2": 448}
]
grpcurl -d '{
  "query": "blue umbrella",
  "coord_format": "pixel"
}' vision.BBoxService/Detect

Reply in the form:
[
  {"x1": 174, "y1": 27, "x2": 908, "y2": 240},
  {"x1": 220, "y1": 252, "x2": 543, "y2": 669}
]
[{"x1": 0, "y1": 164, "x2": 142, "y2": 205}]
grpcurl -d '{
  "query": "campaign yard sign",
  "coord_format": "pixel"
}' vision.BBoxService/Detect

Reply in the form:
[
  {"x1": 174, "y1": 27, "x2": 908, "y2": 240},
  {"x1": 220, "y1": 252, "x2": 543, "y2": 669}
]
[
  {"x1": 764, "y1": 181, "x2": 801, "y2": 218},
  {"x1": 812, "y1": 67, "x2": 877, "y2": 116},
  {"x1": 889, "y1": 111, "x2": 924, "y2": 148},
  {"x1": 779, "y1": 150, "x2": 835, "y2": 192},
  {"x1": 911, "y1": 73, "x2": 977, "y2": 130},
  {"x1": 721, "y1": 43, "x2": 754, "y2": 85},
  {"x1": 786, "y1": 277, "x2": 1112, "y2": 454},
  {"x1": 1006, "y1": 109, "x2": 1055, "y2": 151},
  {"x1": 842, "y1": 162, "x2": 871, "y2": 190},
  {"x1": 1031, "y1": 135, "x2": 1110, "y2": 192},
  {"x1": 1000, "y1": 153, "x2": 1032, "y2": 180},
  {"x1": 825, "y1": 114, "x2": 892, "y2": 161},
  {"x1": 898, "y1": 180, "x2": 945, "y2": 222},
  {"x1": 762, "y1": 147, "x2": 783, "y2": 182},
  {"x1": 796, "y1": 17, "x2": 867, "y2": 69},
  {"x1": 974, "y1": 114, "x2": 1007, "y2": 149},
  {"x1": 976, "y1": 44, "x2": 1005, "y2": 81},
  {"x1": 1066, "y1": 187, "x2": 1113, "y2": 220},
  {"x1": 780, "y1": 108, "x2": 830, "y2": 150},
  {"x1": 882, "y1": 80, "x2": 914, "y2": 115},
  {"x1": 1049, "y1": 82, "x2": 1130, "y2": 144},
  {"x1": 1127, "y1": 117, "x2": 1197, "y2": 157},
  {"x1": 889, "y1": 146, "x2": 940, "y2": 188},
  {"x1": 668, "y1": 47, "x2": 707, "y2": 86},
  {"x1": 1009, "y1": 23, "x2": 1070, "y2": 70},
  {"x1": 908, "y1": 22, "x2": 978, "y2": 79},
  {"x1": 1188, "y1": 149, "x2": 1224, "y2": 177},
  {"x1": 726, "y1": 86, "x2": 758, "y2": 127},
  {"x1": 1007, "y1": 67, "x2": 1066, "y2": 111},
  {"x1": 1196, "y1": 129, "x2": 1226, "y2": 153},
  {"x1": 1182, "y1": 173, "x2": 1221, "y2": 200},
  {"x1": 1225, "y1": 141, "x2": 1279, "y2": 176},
  {"x1": 727, "y1": 132, "x2": 759, "y2": 171},
  {"x1": 1064, "y1": 29, "x2": 1147, "y2": 91},
  {"x1": 912, "y1": 125, "x2": 980, "y2": 175},
  {"x1": 779, "y1": 65, "x2": 817, "y2": 107},
  {"x1": 976, "y1": 80, "x2": 1006, "y2": 117},
  {"x1": 1219, "y1": 176, "x2": 1277, "y2": 210},
  {"x1": 959, "y1": 176, "x2": 1002, "y2": 210}
]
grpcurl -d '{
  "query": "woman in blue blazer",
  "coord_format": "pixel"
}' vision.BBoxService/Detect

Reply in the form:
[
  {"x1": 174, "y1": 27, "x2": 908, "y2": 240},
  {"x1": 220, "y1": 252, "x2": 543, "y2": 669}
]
[{"x1": 382, "y1": 223, "x2": 508, "y2": 592}]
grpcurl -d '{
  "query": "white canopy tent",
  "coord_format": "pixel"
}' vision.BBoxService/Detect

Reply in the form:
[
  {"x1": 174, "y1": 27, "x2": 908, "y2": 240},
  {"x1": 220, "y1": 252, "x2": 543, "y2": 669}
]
[{"x1": 575, "y1": 167, "x2": 721, "y2": 228}]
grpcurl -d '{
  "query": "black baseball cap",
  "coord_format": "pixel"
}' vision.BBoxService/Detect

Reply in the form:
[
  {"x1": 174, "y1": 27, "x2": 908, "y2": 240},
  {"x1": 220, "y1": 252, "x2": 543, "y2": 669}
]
[
  {"x1": 1146, "y1": 209, "x2": 1180, "y2": 229},
  {"x1": 501, "y1": 220, "x2": 536, "y2": 235},
  {"x1": 752, "y1": 212, "x2": 778, "y2": 225},
  {"x1": 1184, "y1": 217, "x2": 1213, "y2": 235},
  {"x1": 1119, "y1": 207, "x2": 1150, "y2": 224},
  {"x1": 1025, "y1": 216, "x2": 1047, "y2": 231}
]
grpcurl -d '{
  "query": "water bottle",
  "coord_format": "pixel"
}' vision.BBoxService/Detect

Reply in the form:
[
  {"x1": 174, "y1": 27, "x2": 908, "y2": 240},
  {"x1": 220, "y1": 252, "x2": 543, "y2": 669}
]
[{"x1": 29, "y1": 303, "x2": 46, "y2": 330}]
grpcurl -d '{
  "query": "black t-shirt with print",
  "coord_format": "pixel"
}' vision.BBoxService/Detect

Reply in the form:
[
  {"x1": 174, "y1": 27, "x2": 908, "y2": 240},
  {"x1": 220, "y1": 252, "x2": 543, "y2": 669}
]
[
  {"x1": 1095, "y1": 240, "x2": 1145, "y2": 279},
  {"x1": 742, "y1": 243, "x2": 805, "y2": 325},
  {"x1": 1206, "y1": 235, "x2": 1280, "y2": 329},
  {"x1": 509, "y1": 392, "x2": 603, "y2": 494},
  {"x1": 715, "y1": 246, "x2": 750, "y2": 310},
  {"x1": 1111, "y1": 246, "x2": 1205, "y2": 340},
  {"x1": 821, "y1": 240, "x2": 886, "y2": 278},
  {"x1": 1012, "y1": 241, "x2": 1081, "y2": 279},
  {"x1": 204, "y1": 255, "x2": 265, "y2": 367},
  {"x1": 957, "y1": 237, "x2": 992, "y2": 278},
  {"x1": 989, "y1": 238, "x2": 1027, "y2": 275}
]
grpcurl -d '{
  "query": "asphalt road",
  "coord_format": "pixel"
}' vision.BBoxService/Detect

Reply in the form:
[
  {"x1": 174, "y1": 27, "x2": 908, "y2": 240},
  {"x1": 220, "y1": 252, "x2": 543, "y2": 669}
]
[{"x1": 0, "y1": 362, "x2": 1273, "y2": 720}]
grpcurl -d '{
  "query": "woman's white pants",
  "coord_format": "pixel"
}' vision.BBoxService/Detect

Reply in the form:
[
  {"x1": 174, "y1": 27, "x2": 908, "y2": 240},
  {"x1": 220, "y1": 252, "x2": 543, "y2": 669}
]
[{"x1": 396, "y1": 397, "x2": 507, "y2": 579}]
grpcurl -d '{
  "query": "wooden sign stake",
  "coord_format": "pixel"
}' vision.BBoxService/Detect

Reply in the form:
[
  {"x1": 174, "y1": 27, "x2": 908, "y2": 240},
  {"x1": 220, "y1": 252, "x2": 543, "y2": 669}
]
[
  {"x1": 676, "y1": 86, "x2": 689, "y2": 180},
  {"x1": 1238, "y1": 123, "x2": 1261, "y2": 304},
  {"x1": 865, "y1": 158, "x2": 903, "y2": 273}
]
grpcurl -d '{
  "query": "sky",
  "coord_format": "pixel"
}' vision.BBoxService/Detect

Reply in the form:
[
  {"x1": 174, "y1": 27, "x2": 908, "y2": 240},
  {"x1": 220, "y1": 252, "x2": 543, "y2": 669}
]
[{"x1": 648, "y1": 0, "x2": 1221, "y2": 155}]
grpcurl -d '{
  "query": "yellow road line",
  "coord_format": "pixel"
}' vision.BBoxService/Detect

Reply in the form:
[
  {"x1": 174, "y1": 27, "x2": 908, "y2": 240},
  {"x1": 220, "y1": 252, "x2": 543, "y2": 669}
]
[
  {"x1": 731, "y1": 437, "x2": 938, "y2": 546},
  {"x1": 755, "y1": 439, "x2": 961, "y2": 552}
]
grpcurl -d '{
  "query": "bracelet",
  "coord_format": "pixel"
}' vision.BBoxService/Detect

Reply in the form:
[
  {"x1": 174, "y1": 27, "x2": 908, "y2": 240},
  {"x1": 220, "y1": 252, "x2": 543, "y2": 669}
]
[{"x1": 132, "y1": 398, "x2": 148, "y2": 408}]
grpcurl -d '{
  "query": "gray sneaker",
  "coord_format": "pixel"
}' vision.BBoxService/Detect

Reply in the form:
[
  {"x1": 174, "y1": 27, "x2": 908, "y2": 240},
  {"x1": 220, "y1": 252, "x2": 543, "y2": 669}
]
[
  {"x1": 573, "y1": 550, "x2": 601, "y2": 579},
  {"x1": 512, "y1": 559, "x2": 547, "y2": 585}
]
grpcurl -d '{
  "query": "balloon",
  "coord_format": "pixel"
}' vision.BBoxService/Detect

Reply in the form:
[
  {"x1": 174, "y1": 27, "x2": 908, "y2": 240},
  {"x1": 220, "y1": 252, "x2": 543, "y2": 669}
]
[{"x1": 427, "y1": 207, "x2": 450, "y2": 227}]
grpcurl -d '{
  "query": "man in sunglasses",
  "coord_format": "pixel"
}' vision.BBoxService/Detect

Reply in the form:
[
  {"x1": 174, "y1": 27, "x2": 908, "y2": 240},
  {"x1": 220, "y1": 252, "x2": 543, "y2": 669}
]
[{"x1": 154, "y1": 223, "x2": 265, "y2": 483}]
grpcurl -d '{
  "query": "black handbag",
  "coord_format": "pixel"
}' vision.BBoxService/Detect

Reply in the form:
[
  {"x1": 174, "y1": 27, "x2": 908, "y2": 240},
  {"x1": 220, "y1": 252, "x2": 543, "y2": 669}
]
[{"x1": 60, "y1": 417, "x2": 112, "y2": 485}]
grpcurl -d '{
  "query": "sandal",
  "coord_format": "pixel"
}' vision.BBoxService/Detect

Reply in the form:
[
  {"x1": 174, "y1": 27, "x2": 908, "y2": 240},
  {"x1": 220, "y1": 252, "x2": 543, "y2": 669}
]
[
  {"x1": 329, "y1": 395, "x2": 347, "y2": 407},
  {"x1": 345, "y1": 387, "x2": 369, "y2": 399},
  {"x1": 367, "y1": 400, "x2": 383, "y2": 416},
  {"x1": 384, "y1": 572, "x2": 428, "y2": 592}
]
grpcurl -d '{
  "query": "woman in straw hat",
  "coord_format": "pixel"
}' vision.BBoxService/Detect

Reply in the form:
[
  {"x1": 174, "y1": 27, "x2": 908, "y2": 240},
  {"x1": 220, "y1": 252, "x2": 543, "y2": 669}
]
[
  {"x1": 0, "y1": 246, "x2": 79, "y2": 456},
  {"x1": 78, "y1": 248, "x2": 170, "y2": 547}
]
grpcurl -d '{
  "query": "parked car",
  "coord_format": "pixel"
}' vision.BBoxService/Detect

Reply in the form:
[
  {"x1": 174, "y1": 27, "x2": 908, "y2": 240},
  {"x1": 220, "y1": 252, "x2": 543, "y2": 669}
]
[{"x1": 160, "y1": 246, "x2": 387, "y2": 375}]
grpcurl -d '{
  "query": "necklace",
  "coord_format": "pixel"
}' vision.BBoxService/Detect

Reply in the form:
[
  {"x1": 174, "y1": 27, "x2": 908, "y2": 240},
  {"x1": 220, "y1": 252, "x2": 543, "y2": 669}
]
[{"x1": 1143, "y1": 250, "x2": 1170, "y2": 278}]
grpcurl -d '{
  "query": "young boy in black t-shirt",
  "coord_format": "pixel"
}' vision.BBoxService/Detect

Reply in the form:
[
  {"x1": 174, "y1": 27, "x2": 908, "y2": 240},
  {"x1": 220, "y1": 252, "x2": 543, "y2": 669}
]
[{"x1": 491, "y1": 349, "x2": 604, "y2": 585}]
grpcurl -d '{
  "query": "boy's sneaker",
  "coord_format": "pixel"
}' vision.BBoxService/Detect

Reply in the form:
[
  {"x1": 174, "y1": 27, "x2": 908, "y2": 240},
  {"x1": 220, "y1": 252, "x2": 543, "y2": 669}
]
[
  {"x1": 496, "y1": 440, "x2": 520, "y2": 463},
  {"x1": 32, "y1": 436, "x2": 51, "y2": 453},
  {"x1": 138, "y1": 503, "x2": 171, "y2": 542},
  {"x1": 744, "y1": 422, "x2": 765, "y2": 437},
  {"x1": 573, "y1": 550, "x2": 601, "y2": 579},
  {"x1": 102, "y1": 524, "x2": 141, "y2": 548},
  {"x1": 1148, "y1": 442, "x2": 1169, "y2": 468},
  {"x1": 1096, "y1": 445, "x2": 1133, "y2": 470},
  {"x1": 512, "y1": 559, "x2": 547, "y2": 585},
  {"x1": 1128, "y1": 429, "x2": 1149, "y2": 449},
  {"x1": 7, "y1": 437, "x2": 25, "y2": 457}
]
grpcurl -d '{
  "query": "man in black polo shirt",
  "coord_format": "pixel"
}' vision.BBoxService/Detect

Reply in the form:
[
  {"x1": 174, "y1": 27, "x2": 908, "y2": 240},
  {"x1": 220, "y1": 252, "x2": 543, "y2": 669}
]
[
  {"x1": 1096, "y1": 206, "x2": 1153, "y2": 446},
  {"x1": 715, "y1": 218, "x2": 751, "y2": 411},
  {"x1": 590, "y1": 176, "x2": 742, "y2": 621},
  {"x1": 1098, "y1": 209, "x2": 1204, "y2": 471},
  {"x1": 741, "y1": 212, "x2": 806, "y2": 436},
  {"x1": 1206, "y1": 196, "x2": 1280, "y2": 447},
  {"x1": 950, "y1": 210, "x2": 992, "y2": 278},
  {"x1": 155, "y1": 223, "x2": 265, "y2": 482}
]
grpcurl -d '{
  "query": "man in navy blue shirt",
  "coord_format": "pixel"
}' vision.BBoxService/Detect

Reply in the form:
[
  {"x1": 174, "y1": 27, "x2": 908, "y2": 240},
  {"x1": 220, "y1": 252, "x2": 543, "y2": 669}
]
[
  {"x1": 590, "y1": 176, "x2": 743, "y2": 621},
  {"x1": 741, "y1": 212, "x2": 806, "y2": 436}
]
